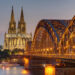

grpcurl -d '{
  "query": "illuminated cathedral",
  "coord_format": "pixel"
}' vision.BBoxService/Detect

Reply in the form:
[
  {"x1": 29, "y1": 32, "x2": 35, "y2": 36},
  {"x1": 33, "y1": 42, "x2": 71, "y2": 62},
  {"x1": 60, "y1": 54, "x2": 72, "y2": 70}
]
[{"x1": 4, "y1": 6, "x2": 32, "y2": 50}]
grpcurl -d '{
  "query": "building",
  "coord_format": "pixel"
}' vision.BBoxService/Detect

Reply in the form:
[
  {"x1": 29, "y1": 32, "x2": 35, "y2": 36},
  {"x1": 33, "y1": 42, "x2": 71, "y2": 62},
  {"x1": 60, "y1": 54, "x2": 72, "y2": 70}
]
[
  {"x1": 26, "y1": 41, "x2": 32, "y2": 51},
  {"x1": 4, "y1": 6, "x2": 32, "y2": 51}
]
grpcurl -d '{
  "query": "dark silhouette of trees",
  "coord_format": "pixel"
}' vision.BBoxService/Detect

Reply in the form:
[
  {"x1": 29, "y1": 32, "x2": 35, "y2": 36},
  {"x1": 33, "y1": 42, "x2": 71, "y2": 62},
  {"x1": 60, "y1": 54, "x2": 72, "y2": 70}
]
[
  {"x1": 12, "y1": 48, "x2": 24, "y2": 55},
  {"x1": 0, "y1": 49, "x2": 11, "y2": 59}
]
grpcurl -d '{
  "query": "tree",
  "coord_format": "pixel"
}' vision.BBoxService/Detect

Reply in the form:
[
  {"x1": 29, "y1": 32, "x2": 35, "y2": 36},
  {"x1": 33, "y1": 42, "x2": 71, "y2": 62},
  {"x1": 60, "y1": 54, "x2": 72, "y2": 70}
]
[
  {"x1": 2, "y1": 49, "x2": 11, "y2": 58},
  {"x1": 12, "y1": 48, "x2": 24, "y2": 55}
]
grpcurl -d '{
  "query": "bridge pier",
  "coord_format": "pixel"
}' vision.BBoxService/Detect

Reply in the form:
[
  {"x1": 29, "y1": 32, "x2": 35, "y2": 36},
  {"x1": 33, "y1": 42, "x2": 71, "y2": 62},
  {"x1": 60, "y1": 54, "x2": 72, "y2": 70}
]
[
  {"x1": 24, "y1": 56, "x2": 58, "y2": 69},
  {"x1": 24, "y1": 55, "x2": 75, "y2": 69},
  {"x1": 10, "y1": 55, "x2": 75, "y2": 69}
]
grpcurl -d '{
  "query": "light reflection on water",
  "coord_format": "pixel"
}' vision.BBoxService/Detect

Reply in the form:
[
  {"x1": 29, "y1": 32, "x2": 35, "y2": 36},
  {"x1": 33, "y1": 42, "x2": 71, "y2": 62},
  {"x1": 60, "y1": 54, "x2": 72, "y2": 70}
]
[
  {"x1": 0, "y1": 66, "x2": 31, "y2": 75},
  {"x1": 0, "y1": 66, "x2": 75, "y2": 75},
  {"x1": 45, "y1": 65, "x2": 55, "y2": 75}
]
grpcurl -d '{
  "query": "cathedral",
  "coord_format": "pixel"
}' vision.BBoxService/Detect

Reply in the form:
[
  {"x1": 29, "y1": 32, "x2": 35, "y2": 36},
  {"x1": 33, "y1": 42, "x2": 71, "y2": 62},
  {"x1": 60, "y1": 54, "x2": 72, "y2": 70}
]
[{"x1": 4, "y1": 6, "x2": 32, "y2": 51}]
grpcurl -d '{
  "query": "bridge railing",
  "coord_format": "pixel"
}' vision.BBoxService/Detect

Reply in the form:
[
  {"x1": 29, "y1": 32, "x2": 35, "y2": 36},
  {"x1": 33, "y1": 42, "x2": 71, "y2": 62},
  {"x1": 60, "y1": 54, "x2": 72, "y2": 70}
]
[{"x1": 24, "y1": 51, "x2": 75, "y2": 59}]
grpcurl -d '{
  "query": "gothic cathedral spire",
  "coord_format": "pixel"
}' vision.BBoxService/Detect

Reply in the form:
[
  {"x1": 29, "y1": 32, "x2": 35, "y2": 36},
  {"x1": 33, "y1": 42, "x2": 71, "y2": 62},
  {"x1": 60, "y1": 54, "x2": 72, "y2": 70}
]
[
  {"x1": 18, "y1": 7, "x2": 26, "y2": 34},
  {"x1": 8, "y1": 6, "x2": 16, "y2": 34},
  {"x1": 10, "y1": 6, "x2": 15, "y2": 23},
  {"x1": 20, "y1": 7, "x2": 24, "y2": 23}
]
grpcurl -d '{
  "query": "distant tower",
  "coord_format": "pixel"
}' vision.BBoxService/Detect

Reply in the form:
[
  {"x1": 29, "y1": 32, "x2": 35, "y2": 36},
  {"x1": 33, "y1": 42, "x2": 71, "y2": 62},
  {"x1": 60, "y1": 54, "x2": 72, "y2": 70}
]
[
  {"x1": 18, "y1": 7, "x2": 26, "y2": 34},
  {"x1": 8, "y1": 6, "x2": 16, "y2": 34}
]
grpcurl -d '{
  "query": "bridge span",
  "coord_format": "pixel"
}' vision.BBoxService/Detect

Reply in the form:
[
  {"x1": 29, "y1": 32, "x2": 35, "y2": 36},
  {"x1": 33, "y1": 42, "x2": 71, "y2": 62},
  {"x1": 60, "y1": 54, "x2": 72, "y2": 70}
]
[
  {"x1": 24, "y1": 16, "x2": 75, "y2": 68},
  {"x1": 30, "y1": 16, "x2": 75, "y2": 55},
  {"x1": 10, "y1": 53, "x2": 75, "y2": 69},
  {"x1": 11, "y1": 16, "x2": 75, "y2": 68}
]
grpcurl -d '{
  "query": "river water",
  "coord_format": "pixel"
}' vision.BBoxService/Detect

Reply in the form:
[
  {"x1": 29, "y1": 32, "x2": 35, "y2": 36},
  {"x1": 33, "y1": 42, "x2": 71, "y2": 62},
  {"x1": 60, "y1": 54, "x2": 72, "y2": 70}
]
[
  {"x1": 0, "y1": 66, "x2": 31, "y2": 75},
  {"x1": 0, "y1": 66, "x2": 75, "y2": 75}
]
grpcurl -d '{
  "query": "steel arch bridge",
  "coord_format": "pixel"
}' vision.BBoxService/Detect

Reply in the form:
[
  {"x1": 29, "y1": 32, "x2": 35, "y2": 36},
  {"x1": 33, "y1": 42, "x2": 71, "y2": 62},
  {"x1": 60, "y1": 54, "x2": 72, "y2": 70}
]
[
  {"x1": 26, "y1": 16, "x2": 75, "y2": 59},
  {"x1": 59, "y1": 16, "x2": 75, "y2": 54}
]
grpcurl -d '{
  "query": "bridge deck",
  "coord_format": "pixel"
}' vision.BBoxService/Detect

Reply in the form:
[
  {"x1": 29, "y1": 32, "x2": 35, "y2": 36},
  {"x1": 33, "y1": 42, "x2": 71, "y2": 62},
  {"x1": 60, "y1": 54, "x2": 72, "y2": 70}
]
[{"x1": 25, "y1": 53, "x2": 75, "y2": 60}]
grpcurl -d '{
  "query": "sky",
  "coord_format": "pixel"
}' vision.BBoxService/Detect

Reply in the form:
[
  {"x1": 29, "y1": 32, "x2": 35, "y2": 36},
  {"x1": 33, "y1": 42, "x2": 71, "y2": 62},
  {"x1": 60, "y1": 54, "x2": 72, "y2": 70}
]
[{"x1": 0, "y1": 0, "x2": 75, "y2": 45}]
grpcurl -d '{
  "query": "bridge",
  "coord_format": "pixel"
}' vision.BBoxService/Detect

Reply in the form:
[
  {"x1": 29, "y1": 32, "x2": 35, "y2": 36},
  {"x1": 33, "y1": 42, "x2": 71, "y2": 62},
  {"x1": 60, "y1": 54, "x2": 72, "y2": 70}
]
[
  {"x1": 22, "y1": 16, "x2": 75, "y2": 68},
  {"x1": 10, "y1": 16, "x2": 75, "y2": 68},
  {"x1": 25, "y1": 16, "x2": 75, "y2": 58}
]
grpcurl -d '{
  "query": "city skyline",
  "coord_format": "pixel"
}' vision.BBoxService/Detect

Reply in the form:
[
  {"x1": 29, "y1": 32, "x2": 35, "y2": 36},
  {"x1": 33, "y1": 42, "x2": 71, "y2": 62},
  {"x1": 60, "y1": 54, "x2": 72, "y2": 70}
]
[{"x1": 0, "y1": 0, "x2": 75, "y2": 45}]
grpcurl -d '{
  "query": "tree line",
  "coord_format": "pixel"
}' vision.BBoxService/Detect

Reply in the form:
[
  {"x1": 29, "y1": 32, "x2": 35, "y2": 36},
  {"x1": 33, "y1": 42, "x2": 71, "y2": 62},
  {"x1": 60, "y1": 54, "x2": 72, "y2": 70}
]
[{"x1": 0, "y1": 49, "x2": 24, "y2": 60}]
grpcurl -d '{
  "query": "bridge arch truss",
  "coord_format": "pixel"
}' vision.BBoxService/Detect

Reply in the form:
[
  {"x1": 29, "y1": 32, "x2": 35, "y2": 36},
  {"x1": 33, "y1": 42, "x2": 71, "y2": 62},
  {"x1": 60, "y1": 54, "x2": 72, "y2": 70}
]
[
  {"x1": 59, "y1": 16, "x2": 75, "y2": 54},
  {"x1": 31, "y1": 19, "x2": 69, "y2": 54}
]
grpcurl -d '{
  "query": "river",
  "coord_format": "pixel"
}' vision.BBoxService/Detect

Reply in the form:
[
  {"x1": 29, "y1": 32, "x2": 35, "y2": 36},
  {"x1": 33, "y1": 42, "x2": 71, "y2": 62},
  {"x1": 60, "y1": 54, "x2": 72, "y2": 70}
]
[
  {"x1": 0, "y1": 66, "x2": 31, "y2": 75},
  {"x1": 0, "y1": 66, "x2": 75, "y2": 75}
]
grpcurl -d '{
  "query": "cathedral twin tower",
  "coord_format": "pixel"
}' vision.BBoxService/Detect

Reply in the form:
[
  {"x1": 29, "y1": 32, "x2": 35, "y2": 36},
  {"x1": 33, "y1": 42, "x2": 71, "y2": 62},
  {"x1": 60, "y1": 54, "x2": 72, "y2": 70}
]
[
  {"x1": 4, "y1": 6, "x2": 32, "y2": 50},
  {"x1": 8, "y1": 6, "x2": 26, "y2": 34}
]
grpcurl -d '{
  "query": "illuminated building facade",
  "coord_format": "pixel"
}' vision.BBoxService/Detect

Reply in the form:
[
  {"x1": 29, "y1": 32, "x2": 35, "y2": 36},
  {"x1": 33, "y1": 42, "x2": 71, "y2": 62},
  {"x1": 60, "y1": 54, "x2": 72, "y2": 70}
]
[{"x1": 4, "y1": 7, "x2": 32, "y2": 50}]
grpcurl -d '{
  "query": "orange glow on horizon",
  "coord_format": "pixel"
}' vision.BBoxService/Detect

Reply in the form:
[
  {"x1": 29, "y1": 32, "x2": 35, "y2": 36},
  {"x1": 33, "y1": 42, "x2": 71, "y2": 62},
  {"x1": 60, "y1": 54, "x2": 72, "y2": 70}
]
[{"x1": 45, "y1": 65, "x2": 55, "y2": 75}]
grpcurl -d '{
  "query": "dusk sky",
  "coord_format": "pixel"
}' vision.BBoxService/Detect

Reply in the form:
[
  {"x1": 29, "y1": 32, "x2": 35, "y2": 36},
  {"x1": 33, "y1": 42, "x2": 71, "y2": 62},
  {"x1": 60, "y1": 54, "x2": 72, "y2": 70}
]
[{"x1": 0, "y1": 0, "x2": 75, "y2": 45}]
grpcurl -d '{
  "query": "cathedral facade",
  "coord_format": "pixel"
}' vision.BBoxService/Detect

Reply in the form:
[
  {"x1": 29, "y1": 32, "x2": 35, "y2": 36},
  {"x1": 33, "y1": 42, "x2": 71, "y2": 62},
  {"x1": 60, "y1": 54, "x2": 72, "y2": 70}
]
[{"x1": 4, "y1": 7, "x2": 32, "y2": 50}]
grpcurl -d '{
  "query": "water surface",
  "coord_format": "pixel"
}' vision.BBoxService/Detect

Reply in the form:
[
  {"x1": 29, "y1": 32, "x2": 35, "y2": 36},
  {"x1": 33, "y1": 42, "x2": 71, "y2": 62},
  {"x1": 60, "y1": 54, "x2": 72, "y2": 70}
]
[
  {"x1": 0, "y1": 66, "x2": 75, "y2": 75},
  {"x1": 0, "y1": 66, "x2": 31, "y2": 75}
]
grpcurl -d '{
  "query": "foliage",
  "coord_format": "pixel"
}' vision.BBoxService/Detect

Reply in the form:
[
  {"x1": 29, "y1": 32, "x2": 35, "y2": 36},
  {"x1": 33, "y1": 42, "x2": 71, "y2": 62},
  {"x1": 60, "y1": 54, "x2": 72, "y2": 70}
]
[
  {"x1": 12, "y1": 48, "x2": 24, "y2": 55},
  {"x1": 0, "y1": 48, "x2": 24, "y2": 60},
  {"x1": 0, "y1": 49, "x2": 11, "y2": 59}
]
